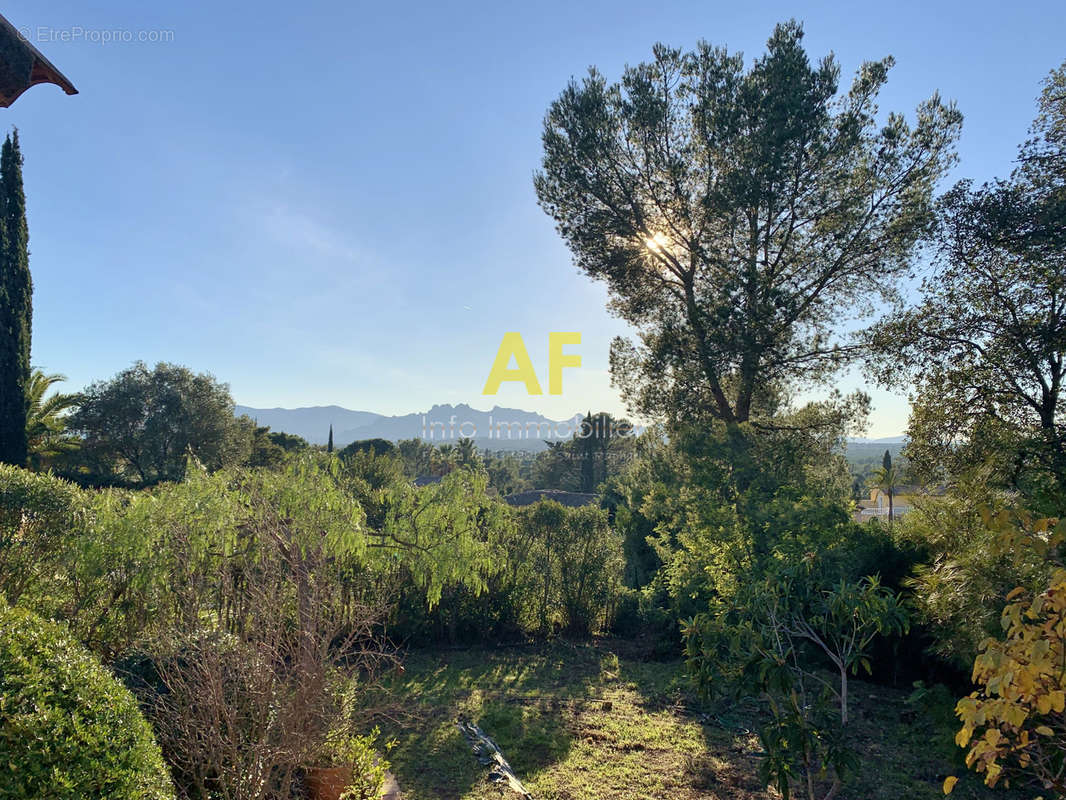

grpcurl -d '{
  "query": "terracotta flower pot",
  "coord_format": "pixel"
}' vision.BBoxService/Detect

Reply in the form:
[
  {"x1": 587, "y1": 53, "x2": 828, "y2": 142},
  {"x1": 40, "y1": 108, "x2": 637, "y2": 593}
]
[{"x1": 304, "y1": 766, "x2": 354, "y2": 800}]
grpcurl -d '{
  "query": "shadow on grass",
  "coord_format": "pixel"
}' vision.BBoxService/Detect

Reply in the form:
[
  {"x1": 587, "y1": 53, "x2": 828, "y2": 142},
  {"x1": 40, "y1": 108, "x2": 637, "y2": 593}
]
[
  {"x1": 360, "y1": 639, "x2": 1024, "y2": 800},
  {"x1": 376, "y1": 640, "x2": 756, "y2": 799},
  {"x1": 476, "y1": 699, "x2": 573, "y2": 775},
  {"x1": 361, "y1": 644, "x2": 596, "y2": 799}
]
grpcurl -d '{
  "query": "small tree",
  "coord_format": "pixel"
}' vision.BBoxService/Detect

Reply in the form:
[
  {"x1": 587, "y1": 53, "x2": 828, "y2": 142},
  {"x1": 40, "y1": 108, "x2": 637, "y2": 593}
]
[
  {"x1": 684, "y1": 559, "x2": 907, "y2": 800},
  {"x1": 455, "y1": 437, "x2": 482, "y2": 470},
  {"x1": 556, "y1": 505, "x2": 624, "y2": 636},
  {"x1": 867, "y1": 449, "x2": 903, "y2": 521},
  {"x1": 134, "y1": 457, "x2": 393, "y2": 800},
  {"x1": 25, "y1": 369, "x2": 79, "y2": 469}
]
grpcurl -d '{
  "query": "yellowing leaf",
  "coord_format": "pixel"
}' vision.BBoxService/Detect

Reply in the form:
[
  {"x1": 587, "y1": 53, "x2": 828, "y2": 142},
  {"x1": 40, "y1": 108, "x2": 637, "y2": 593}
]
[
  {"x1": 1036, "y1": 725, "x2": 1054, "y2": 736},
  {"x1": 943, "y1": 775, "x2": 958, "y2": 794}
]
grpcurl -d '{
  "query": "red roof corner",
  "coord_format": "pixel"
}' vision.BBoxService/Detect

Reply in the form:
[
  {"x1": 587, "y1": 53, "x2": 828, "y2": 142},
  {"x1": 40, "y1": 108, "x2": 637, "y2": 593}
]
[{"x1": 0, "y1": 13, "x2": 77, "y2": 108}]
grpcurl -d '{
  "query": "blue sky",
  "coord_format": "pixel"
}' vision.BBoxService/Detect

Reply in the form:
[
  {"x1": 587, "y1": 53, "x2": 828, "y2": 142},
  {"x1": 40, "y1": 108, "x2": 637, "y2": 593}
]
[{"x1": 6, "y1": 0, "x2": 1065, "y2": 436}]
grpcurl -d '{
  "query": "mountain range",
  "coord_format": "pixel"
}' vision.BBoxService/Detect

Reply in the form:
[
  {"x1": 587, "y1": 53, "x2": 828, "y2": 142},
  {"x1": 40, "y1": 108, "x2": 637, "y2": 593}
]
[
  {"x1": 236, "y1": 403, "x2": 906, "y2": 455},
  {"x1": 235, "y1": 403, "x2": 586, "y2": 452}
]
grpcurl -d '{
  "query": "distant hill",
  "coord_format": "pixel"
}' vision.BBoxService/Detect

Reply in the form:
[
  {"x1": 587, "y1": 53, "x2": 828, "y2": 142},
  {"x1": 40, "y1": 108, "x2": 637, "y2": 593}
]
[
  {"x1": 236, "y1": 403, "x2": 902, "y2": 457},
  {"x1": 235, "y1": 403, "x2": 586, "y2": 452},
  {"x1": 234, "y1": 405, "x2": 383, "y2": 444},
  {"x1": 844, "y1": 436, "x2": 908, "y2": 467}
]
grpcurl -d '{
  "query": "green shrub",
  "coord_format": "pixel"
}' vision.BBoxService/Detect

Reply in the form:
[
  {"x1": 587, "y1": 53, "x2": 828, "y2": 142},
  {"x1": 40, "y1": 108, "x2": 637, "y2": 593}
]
[
  {"x1": 0, "y1": 464, "x2": 84, "y2": 605},
  {"x1": 896, "y1": 491, "x2": 1051, "y2": 669},
  {"x1": 0, "y1": 606, "x2": 174, "y2": 800},
  {"x1": 684, "y1": 559, "x2": 908, "y2": 800}
]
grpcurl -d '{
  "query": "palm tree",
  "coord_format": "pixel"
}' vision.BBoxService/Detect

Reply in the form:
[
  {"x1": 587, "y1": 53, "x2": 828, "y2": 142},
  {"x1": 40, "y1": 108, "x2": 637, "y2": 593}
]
[
  {"x1": 433, "y1": 443, "x2": 456, "y2": 476},
  {"x1": 25, "y1": 369, "x2": 79, "y2": 470},
  {"x1": 455, "y1": 437, "x2": 481, "y2": 469},
  {"x1": 867, "y1": 450, "x2": 903, "y2": 521}
]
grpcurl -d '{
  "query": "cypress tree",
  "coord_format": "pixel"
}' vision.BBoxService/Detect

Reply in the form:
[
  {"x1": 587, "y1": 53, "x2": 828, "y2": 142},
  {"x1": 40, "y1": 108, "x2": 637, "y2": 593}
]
[
  {"x1": 327, "y1": 424, "x2": 333, "y2": 454},
  {"x1": 0, "y1": 130, "x2": 30, "y2": 466},
  {"x1": 579, "y1": 409, "x2": 595, "y2": 492}
]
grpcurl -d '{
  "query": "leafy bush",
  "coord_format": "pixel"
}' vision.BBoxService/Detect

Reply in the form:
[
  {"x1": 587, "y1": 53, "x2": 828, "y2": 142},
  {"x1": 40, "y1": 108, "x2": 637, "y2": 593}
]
[
  {"x1": 388, "y1": 497, "x2": 625, "y2": 643},
  {"x1": 315, "y1": 682, "x2": 395, "y2": 800},
  {"x1": 947, "y1": 511, "x2": 1066, "y2": 796},
  {"x1": 684, "y1": 558, "x2": 907, "y2": 800},
  {"x1": 0, "y1": 464, "x2": 84, "y2": 605},
  {"x1": 0, "y1": 606, "x2": 173, "y2": 800},
  {"x1": 897, "y1": 491, "x2": 1051, "y2": 669},
  {"x1": 512, "y1": 500, "x2": 624, "y2": 636}
]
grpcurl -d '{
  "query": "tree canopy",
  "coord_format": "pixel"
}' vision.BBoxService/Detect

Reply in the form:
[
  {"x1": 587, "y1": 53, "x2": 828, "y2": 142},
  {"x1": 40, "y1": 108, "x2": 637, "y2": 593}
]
[
  {"x1": 872, "y1": 60, "x2": 1066, "y2": 504},
  {"x1": 535, "y1": 21, "x2": 961, "y2": 429},
  {"x1": 68, "y1": 362, "x2": 246, "y2": 485}
]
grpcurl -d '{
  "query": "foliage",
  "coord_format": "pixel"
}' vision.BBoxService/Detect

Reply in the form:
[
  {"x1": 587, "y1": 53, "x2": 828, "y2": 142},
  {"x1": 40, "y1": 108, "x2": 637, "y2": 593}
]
[
  {"x1": 230, "y1": 418, "x2": 308, "y2": 469},
  {"x1": 120, "y1": 458, "x2": 398, "y2": 800},
  {"x1": 871, "y1": 60, "x2": 1066, "y2": 509},
  {"x1": 531, "y1": 412, "x2": 636, "y2": 493},
  {"x1": 24, "y1": 369, "x2": 80, "y2": 469},
  {"x1": 66, "y1": 361, "x2": 249, "y2": 485},
  {"x1": 6, "y1": 452, "x2": 505, "y2": 658},
  {"x1": 602, "y1": 436, "x2": 668, "y2": 590},
  {"x1": 948, "y1": 510, "x2": 1066, "y2": 796},
  {"x1": 454, "y1": 437, "x2": 482, "y2": 469},
  {"x1": 535, "y1": 21, "x2": 960, "y2": 429},
  {"x1": 684, "y1": 559, "x2": 907, "y2": 799},
  {"x1": 523, "y1": 501, "x2": 624, "y2": 636},
  {"x1": 481, "y1": 450, "x2": 532, "y2": 496},
  {"x1": 897, "y1": 491, "x2": 1051, "y2": 669},
  {"x1": 340, "y1": 438, "x2": 396, "y2": 459},
  {"x1": 317, "y1": 683, "x2": 395, "y2": 799},
  {"x1": 867, "y1": 450, "x2": 904, "y2": 521},
  {"x1": 388, "y1": 496, "x2": 625, "y2": 644},
  {"x1": 0, "y1": 464, "x2": 84, "y2": 606},
  {"x1": 367, "y1": 467, "x2": 502, "y2": 607},
  {"x1": 34, "y1": 469, "x2": 245, "y2": 656},
  {"x1": 0, "y1": 605, "x2": 174, "y2": 800},
  {"x1": 0, "y1": 130, "x2": 30, "y2": 467},
  {"x1": 395, "y1": 437, "x2": 436, "y2": 477},
  {"x1": 628, "y1": 423, "x2": 857, "y2": 618}
]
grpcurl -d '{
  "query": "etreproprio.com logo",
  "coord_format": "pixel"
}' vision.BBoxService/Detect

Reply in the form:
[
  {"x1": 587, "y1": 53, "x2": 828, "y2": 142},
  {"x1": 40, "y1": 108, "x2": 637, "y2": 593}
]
[{"x1": 18, "y1": 26, "x2": 175, "y2": 45}]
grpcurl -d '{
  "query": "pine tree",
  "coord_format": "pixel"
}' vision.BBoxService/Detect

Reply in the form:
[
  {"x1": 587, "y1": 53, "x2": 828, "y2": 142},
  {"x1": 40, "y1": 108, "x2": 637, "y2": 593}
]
[
  {"x1": 327, "y1": 424, "x2": 333, "y2": 454},
  {"x1": 0, "y1": 130, "x2": 30, "y2": 467}
]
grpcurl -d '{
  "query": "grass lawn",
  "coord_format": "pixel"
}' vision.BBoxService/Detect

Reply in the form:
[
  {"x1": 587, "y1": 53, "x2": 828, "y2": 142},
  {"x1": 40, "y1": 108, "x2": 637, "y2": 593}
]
[{"x1": 358, "y1": 639, "x2": 1022, "y2": 800}]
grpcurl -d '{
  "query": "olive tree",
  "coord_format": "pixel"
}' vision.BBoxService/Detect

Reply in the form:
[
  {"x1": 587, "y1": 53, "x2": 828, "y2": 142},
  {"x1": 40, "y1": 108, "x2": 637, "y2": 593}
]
[{"x1": 68, "y1": 361, "x2": 248, "y2": 485}]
